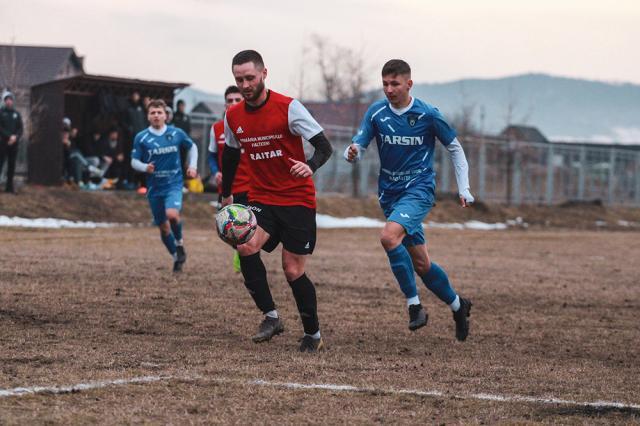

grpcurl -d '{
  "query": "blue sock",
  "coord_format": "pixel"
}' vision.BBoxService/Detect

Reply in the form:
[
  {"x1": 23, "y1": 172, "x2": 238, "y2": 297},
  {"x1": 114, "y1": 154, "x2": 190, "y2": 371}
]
[
  {"x1": 420, "y1": 262, "x2": 457, "y2": 304},
  {"x1": 161, "y1": 232, "x2": 177, "y2": 256},
  {"x1": 386, "y1": 245, "x2": 418, "y2": 299},
  {"x1": 171, "y1": 221, "x2": 183, "y2": 243}
]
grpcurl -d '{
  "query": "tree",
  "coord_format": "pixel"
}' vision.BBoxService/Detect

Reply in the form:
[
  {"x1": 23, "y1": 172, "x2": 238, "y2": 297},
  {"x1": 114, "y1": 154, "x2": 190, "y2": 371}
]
[{"x1": 308, "y1": 34, "x2": 372, "y2": 197}]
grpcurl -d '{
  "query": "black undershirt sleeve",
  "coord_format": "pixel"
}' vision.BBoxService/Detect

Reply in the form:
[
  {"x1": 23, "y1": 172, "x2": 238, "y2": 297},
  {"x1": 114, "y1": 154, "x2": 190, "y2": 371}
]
[
  {"x1": 221, "y1": 145, "x2": 241, "y2": 197},
  {"x1": 306, "y1": 131, "x2": 333, "y2": 172}
]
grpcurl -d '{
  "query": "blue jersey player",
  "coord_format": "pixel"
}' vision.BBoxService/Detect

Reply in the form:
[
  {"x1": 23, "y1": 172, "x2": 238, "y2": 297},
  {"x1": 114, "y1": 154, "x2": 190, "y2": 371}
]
[
  {"x1": 345, "y1": 59, "x2": 475, "y2": 341},
  {"x1": 131, "y1": 99, "x2": 198, "y2": 272}
]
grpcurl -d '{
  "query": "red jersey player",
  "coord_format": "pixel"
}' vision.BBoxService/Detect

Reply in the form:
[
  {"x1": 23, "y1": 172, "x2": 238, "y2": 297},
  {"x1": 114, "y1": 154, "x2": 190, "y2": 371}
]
[
  {"x1": 221, "y1": 50, "x2": 333, "y2": 353},
  {"x1": 209, "y1": 86, "x2": 249, "y2": 272}
]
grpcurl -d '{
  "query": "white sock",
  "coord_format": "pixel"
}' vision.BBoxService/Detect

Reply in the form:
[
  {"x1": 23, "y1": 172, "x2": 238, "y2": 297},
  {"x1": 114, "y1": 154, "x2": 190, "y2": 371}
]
[
  {"x1": 305, "y1": 331, "x2": 321, "y2": 339},
  {"x1": 176, "y1": 240, "x2": 184, "y2": 246},
  {"x1": 172, "y1": 253, "x2": 178, "y2": 261},
  {"x1": 265, "y1": 310, "x2": 278, "y2": 319},
  {"x1": 407, "y1": 295, "x2": 420, "y2": 306},
  {"x1": 449, "y1": 295, "x2": 461, "y2": 312}
]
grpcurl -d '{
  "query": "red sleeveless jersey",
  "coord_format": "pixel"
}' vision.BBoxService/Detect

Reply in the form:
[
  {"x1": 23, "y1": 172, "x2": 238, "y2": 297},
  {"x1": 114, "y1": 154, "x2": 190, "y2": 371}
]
[
  {"x1": 224, "y1": 91, "x2": 323, "y2": 209},
  {"x1": 210, "y1": 120, "x2": 251, "y2": 195}
]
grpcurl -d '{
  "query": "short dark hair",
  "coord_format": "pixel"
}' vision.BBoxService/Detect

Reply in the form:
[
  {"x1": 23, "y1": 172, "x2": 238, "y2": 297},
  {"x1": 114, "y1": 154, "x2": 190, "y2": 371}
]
[
  {"x1": 147, "y1": 99, "x2": 167, "y2": 110},
  {"x1": 232, "y1": 50, "x2": 264, "y2": 69},
  {"x1": 176, "y1": 100, "x2": 185, "y2": 106},
  {"x1": 224, "y1": 85, "x2": 241, "y2": 98},
  {"x1": 381, "y1": 59, "x2": 411, "y2": 77}
]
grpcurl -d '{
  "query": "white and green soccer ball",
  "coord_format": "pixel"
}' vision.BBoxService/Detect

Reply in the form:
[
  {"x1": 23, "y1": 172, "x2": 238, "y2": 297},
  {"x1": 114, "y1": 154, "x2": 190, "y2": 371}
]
[{"x1": 216, "y1": 204, "x2": 257, "y2": 246}]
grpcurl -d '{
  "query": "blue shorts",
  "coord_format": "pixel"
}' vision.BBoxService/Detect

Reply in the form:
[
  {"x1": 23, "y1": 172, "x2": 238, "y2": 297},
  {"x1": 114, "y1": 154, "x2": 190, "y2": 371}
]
[
  {"x1": 148, "y1": 190, "x2": 183, "y2": 226},
  {"x1": 379, "y1": 185, "x2": 435, "y2": 247}
]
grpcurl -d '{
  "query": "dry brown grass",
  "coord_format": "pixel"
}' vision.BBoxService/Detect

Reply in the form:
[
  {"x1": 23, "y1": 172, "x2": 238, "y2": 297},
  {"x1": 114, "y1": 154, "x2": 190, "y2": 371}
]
[{"x1": 0, "y1": 226, "x2": 639, "y2": 424}]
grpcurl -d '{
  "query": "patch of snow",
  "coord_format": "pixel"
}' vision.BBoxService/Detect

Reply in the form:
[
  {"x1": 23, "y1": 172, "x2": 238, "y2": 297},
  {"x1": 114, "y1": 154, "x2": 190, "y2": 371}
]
[{"x1": 0, "y1": 216, "x2": 129, "y2": 229}]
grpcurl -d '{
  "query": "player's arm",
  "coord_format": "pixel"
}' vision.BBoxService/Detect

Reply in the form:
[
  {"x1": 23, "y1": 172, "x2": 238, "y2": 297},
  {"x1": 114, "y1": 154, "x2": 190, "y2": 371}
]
[
  {"x1": 287, "y1": 99, "x2": 333, "y2": 178},
  {"x1": 221, "y1": 115, "x2": 241, "y2": 206},
  {"x1": 130, "y1": 135, "x2": 154, "y2": 173},
  {"x1": 344, "y1": 105, "x2": 376, "y2": 163},
  {"x1": 433, "y1": 109, "x2": 474, "y2": 207}
]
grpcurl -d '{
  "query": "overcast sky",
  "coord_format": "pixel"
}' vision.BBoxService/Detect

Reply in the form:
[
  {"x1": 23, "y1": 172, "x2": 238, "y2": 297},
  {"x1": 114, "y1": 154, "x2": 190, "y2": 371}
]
[{"x1": 2, "y1": 0, "x2": 639, "y2": 96}]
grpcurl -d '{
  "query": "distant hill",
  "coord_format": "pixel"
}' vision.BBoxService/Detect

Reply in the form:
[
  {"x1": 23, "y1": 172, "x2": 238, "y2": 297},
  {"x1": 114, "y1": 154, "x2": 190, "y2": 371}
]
[{"x1": 410, "y1": 74, "x2": 640, "y2": 143}]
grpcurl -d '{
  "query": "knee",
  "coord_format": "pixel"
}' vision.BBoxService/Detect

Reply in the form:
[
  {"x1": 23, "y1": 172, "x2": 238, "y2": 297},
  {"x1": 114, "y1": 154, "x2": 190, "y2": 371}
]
[
  {"x1": 237, "y1": 240, "x2": 260, "y2": 257},
  {"x1": 380, "y1": 230, "x2": 401, "y2": 251},
  {"x1": 282, "y1": 262, "x2": 304, "y2": 282},
  {"x1": 166, "y1": 211, "x2": 180, "y2": 223}
]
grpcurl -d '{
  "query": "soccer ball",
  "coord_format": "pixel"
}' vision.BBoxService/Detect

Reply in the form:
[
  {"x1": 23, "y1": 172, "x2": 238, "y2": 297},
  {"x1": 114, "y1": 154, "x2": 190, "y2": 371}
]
[{"x1": 216, "y1": 204, "x2": 257, "y2": 246}]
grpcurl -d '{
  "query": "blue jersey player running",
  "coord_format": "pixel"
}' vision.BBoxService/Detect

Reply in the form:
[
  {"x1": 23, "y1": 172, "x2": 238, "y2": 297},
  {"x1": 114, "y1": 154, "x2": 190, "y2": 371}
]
[
  {"x1": 345, "y1": 59, "x2": 475, "y2": 341},
  {"x1": 131, "y1": 99, "x2": 198, "y2": 272}
]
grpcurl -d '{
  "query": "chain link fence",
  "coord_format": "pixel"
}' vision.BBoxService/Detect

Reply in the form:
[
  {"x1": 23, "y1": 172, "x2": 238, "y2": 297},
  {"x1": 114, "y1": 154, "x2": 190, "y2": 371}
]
[{"x1": 189, "y1": 114, "x2": 640, "y2": 206}]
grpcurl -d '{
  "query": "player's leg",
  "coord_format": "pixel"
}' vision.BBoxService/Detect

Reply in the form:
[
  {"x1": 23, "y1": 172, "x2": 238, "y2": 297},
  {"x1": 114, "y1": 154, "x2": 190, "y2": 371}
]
[
  {"x1": 165, "y1": 190, "x2": 186, "y2": 272},
  {"x1": 231, "y1": 192, "x2": 249, "y2": 273},
  {"x1": 237, "y1": 203, "x2": 283, "y2": 342},
  {"x1": 407, "y1": 243, "x2": 472, "y2": 341},
  {"x1": 278, "y1": 205, "x2": 323, "y2": 352},
  {"x1": 380, "y1": 190, "x2": 424, "y2": 330},
  {"x1": 149, "y1": 196, "x2": 178, "y2": 266}
]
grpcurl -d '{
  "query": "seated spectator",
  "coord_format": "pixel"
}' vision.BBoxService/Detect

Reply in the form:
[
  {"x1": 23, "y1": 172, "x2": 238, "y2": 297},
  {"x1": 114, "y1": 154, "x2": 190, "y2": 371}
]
[
  {"x1": 101, "y1": 128, "x2": 125, "y2": 182},
  {"x1": 63, "y1": 127, "x2": 102, "y2": 186}
]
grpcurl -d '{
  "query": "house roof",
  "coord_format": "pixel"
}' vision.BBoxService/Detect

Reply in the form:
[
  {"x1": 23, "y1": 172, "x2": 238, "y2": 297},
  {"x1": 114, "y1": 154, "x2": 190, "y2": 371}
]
[
  {"x1": 192, "y1": 101, "x2": 225, "y2": 115},
  {"x1": 32, "y1": 74, "x2": 188, "y2": 99},
  {"x1": 304, "y1": 102, "x2": 368, "y2": 129},
  {"x1": 500, "y1": 125, "x2": 549, "y2": 143},
  {"x1": 0, "y1": 44, "x2": 84, "y2": 87}
]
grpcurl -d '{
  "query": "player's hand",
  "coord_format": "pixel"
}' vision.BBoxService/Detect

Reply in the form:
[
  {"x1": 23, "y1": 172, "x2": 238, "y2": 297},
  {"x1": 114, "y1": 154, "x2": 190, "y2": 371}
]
[
  {"x1": 146, "y1": 163, "x2": 155, "y2": 173},
  {"x1": 8, "y1": 135, "x2": 17, "y2": 146},
  {"x1": 347, "y1": 144, "x2": 360, "y2": 162},
  {"x1": 288, "y1": 158, "x2": 312, "y2": 178},
  {"x1": 459, "y1": 189, "x2": 475, "y2": 208},
  {"x1": 186, "y1": 167, "x2": 197, "y2": 179},
  {"x1": 214, "y1": 172, "x2": 222, "y2": 187},
  {"x1": 221, "y1": 195, "x2": 233, "y2": 207}
]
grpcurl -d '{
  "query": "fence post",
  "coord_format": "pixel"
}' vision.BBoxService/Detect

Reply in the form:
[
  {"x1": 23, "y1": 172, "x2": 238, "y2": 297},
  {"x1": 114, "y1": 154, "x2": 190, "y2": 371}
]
[
  {"x1": 359, "y1": 156, "x2": 369, "y2": 196},
  {"x1": 578, "y1": 145, "x2": 586, "y2": 200},
  {"x1": 545, "y1": 144, "x2": 554, "y2": 205},
  {"x1": 478, "y1": 141, "x2": 486, "y2": 200},
  {"x1": 635, "y1": 152, "x2": 640, "y2": 206},
  {"x1": 512, "y1": 146, "x2": 521, "y2": 205},
  {"x1": 608, "y1": 148, "x2": 616, "y2": 205}
]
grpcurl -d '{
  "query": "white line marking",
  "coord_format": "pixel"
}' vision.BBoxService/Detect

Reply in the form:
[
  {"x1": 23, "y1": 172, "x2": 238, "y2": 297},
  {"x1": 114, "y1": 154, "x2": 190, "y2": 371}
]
[
  {"x1": 0, "y1": 375, "x2": 172, "y2": 398},
  {"x1": 1, "y1": 375, "x2": 639, "y2": 412}
]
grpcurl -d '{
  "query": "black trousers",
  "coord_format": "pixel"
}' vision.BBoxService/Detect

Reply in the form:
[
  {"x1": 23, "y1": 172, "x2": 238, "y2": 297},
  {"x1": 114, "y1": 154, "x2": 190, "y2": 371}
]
[{"x1": 0, "y1": 142, "x2": 18, "y2": 191}]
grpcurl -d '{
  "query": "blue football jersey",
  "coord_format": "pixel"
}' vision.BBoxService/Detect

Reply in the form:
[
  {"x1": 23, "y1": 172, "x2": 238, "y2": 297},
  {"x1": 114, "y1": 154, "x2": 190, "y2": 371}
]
[
  {"x1": 132, "y1": 125, "x2": 194, "y2": 196},
  {"x1": 352, "y1": 97, "x2": 456, "y2": 194}
]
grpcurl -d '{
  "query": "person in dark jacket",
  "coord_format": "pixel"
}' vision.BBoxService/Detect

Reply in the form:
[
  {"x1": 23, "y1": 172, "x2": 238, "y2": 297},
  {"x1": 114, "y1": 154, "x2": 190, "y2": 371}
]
[
  {"x1": 172, "y1": 100, "x2": 191, "y2": 135},
  {"x1": 0, "y1": 91, "x2": 23, "y2": 193},
  {"x1": 125, "y1": 91, "x2": 148, "y2": 188}
]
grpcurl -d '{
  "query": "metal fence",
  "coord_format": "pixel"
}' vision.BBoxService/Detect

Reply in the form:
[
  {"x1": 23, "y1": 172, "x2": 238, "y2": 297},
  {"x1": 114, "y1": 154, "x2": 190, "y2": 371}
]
[{"x1": 188, "y1": 114, "x2": 640, "y2": 206}]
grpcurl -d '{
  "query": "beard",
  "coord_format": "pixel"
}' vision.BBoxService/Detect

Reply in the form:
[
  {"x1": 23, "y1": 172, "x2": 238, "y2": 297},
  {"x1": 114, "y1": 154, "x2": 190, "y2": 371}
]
[{"x1": 243, "y1": 78, "x2": 266, "y2": 103}]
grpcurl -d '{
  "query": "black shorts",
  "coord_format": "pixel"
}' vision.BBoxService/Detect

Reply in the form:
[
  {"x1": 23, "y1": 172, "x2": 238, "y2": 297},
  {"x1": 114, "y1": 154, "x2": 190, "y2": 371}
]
[{"x1": 249, "y1": 202, "x2": 316, "y2": 255}]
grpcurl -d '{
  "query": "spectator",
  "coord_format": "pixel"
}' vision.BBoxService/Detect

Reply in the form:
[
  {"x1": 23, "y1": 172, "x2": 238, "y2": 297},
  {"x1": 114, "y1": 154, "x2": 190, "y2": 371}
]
[
  {"x1": 0, "y1": 90, "x2": 23, "y2": 193},
  {"x1": 101, "y1": 128, "x2": 125, "y2": 182},
  {"x1": 125, "y1": 91, "x2": 148, "y2": 188},
  {"x1": 165, "y1": 105, "x2": 173, "y2": 124},
  {"x1": 173, "y1": 100, "x2": 191, "y2": 136},
  {"x1": 63, "y1": 126, "x2": 101, "y2": 186}
]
